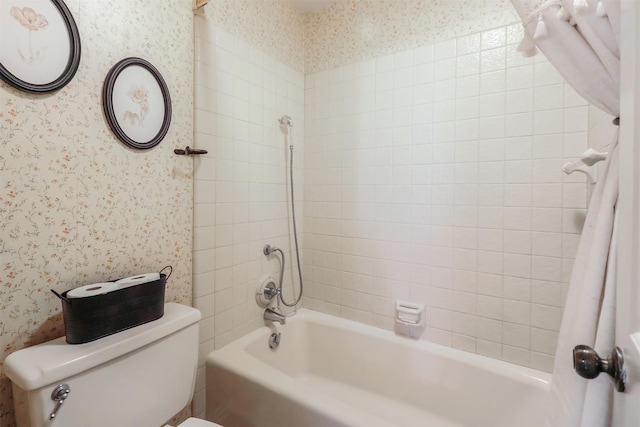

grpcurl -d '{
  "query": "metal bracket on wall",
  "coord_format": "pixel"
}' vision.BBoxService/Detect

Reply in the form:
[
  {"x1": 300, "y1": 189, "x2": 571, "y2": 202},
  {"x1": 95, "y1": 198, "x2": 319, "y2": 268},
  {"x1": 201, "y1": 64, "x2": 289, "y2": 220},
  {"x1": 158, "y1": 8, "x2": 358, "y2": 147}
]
[{"x1": 174, "y1": 146, "x2": 208, "y2": 155}]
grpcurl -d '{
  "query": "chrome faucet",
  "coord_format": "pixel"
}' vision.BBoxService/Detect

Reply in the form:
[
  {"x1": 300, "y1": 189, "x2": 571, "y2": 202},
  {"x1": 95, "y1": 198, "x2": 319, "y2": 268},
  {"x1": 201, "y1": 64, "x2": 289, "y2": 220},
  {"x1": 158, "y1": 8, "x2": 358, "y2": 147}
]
[{"x1": 264, "y1": 308, "x2": 286, "y2": 325}]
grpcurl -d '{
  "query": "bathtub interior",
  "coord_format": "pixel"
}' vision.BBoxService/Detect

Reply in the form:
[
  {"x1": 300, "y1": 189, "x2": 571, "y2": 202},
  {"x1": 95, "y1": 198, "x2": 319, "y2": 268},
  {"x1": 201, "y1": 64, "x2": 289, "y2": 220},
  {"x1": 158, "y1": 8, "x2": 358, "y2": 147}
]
[{"x1": 209, "y1": 310, "x2": 550, "y2": 427}]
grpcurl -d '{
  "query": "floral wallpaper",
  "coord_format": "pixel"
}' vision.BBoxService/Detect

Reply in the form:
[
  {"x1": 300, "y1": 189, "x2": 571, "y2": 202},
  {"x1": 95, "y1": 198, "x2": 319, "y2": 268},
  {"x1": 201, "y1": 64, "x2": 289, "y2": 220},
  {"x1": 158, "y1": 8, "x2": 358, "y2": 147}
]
[
  {"x1": 304, "y1": 0, "x2": 520, "y2": 73},
  {"x1": 198, "y1": 0, "x2": 306, "y2": 72},
  {"x1": 0, "y1": 0, "x2": 194, "y2": 425},
  {"x1": 198, "y1": 0, "x2": 518, "y2": 75}
]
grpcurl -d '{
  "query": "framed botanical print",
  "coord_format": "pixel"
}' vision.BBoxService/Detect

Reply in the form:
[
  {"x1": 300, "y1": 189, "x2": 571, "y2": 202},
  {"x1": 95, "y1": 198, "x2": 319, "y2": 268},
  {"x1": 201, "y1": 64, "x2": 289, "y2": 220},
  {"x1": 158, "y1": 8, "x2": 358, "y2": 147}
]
[
  {"x1": 0, "y1": 0, "x2": 81, "y2": 93},
  {"x1": 102, "y1": 57, "x2": 172, "y2": 150}
]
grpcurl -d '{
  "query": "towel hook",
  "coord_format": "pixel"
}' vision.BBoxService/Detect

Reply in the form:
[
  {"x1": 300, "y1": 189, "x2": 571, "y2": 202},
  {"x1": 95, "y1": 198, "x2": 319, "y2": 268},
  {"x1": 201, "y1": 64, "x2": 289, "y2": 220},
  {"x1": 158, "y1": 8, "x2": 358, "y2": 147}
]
[
  {"x1": 174, "y1": 146, "x2": 208, "y2": 156},
  {"x1": 562, "y1": 148, "x2": 608, "y2": 183}
]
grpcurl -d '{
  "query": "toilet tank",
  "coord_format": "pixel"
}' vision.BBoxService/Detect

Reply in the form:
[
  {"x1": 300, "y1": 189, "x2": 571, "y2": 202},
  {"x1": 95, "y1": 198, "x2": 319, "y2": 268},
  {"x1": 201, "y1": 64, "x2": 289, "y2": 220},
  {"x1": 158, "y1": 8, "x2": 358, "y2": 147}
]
[{"x1": 4, "y1": 303, "x2": 201, "y2": 427}]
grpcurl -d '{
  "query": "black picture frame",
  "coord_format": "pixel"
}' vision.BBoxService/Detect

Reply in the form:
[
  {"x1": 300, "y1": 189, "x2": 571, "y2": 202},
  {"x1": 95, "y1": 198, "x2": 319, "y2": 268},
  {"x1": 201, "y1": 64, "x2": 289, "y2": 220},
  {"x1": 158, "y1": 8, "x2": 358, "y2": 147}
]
[
  {"x1": 102, "y1": 57, "x2": 172, "y2": 150},
  {"x1": 0, "y1": 0, "x2": 81, "y2": 94}
]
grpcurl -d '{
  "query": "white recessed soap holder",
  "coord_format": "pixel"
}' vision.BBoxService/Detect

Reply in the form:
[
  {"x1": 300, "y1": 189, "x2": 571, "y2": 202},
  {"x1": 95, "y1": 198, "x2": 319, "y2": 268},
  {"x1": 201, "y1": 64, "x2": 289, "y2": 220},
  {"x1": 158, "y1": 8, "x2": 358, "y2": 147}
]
[{"x1": 396, "y1": 300, "x2": 424, "y2": 326}]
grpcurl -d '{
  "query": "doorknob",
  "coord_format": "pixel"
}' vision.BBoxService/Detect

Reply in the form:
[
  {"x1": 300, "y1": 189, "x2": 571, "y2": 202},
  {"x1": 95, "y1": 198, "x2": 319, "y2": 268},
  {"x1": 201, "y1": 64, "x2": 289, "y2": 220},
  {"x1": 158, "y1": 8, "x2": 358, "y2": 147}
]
[{"x1": 573, "y1": 345, "x2": 626, "y2": 392}]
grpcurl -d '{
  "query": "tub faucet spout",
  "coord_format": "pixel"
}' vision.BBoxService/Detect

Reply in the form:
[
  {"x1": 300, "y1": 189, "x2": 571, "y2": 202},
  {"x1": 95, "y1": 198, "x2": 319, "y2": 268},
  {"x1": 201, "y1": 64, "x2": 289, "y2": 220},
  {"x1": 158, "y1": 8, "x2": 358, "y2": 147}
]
[{"x1": 264, "y1": 308, "x2": 286, "y2": 325}]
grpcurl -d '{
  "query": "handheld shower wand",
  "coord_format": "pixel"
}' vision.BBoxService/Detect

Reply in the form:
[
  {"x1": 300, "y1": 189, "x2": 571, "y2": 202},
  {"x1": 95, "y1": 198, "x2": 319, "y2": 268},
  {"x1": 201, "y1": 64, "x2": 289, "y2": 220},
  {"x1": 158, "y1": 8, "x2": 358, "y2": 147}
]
[{"x1": 262, "y1": 114, "x2": 304, "y2": 308}]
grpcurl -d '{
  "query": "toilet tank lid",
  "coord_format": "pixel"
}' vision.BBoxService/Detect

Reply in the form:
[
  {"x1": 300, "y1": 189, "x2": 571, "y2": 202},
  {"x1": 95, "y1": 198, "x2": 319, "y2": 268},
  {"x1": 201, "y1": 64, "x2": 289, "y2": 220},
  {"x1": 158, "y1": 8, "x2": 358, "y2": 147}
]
[{"x1": 4, "y1": 303, "x2": 201, "y2": 391}]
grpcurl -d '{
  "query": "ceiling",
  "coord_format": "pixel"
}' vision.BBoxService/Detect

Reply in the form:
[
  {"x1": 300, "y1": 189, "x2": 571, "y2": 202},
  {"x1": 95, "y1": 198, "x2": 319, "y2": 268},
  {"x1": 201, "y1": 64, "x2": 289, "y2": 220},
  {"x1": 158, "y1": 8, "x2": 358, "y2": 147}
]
[{"x1": 285, "y1": 0, "x2": 342, "y2": 13}]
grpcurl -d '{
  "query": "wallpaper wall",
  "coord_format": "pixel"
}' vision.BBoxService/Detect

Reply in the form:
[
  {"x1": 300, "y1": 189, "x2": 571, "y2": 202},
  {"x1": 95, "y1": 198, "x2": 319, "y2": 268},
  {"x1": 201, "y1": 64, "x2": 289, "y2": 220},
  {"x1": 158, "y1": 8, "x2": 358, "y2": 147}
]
[
  {"x1": 304, "y1": 0, "x2": 520, "y2": 73},
  {"x1": 0, "y1": 0, "x2": 194, "y2": 425},
  {"x1": 199, "y1": 0, "x2": 306, "y2": 72}
]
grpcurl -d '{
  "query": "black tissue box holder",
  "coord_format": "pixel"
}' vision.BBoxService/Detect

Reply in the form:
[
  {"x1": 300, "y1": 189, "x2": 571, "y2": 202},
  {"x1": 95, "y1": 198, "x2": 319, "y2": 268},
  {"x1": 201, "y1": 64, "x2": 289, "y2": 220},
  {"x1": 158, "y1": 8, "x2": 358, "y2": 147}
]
[{"x1": 52, "y1": 267, "x2": 171, "y2": 344}]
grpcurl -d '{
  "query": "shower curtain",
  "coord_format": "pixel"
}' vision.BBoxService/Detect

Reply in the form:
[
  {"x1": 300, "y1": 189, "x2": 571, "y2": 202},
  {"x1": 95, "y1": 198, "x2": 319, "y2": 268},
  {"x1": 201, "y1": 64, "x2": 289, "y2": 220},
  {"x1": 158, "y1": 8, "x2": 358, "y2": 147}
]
[{"x1": 509, "y1": 0, "x2": 620, "y2": 426}]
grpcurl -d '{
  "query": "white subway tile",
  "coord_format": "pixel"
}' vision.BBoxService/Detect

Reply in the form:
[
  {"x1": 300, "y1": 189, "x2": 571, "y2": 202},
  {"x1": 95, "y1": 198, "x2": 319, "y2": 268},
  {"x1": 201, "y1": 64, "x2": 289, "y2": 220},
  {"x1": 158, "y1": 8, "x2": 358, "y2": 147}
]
[
  {"x1": 478, "y1": 139, "x2": 505, "y2": 161},
  {"x1": 453, "y1": 313, "x2": 477, "y2": 336},
  {"x1": 478, "y1": 183, "x2": 504, "y2": 206},
  {"x1": 482, "y1": 28, "x2": 506, "y2": 50},
  {"x1": 530, "y1": 328, "x2": 559, "y2": 354},
  {"x1": 503, "y1": 207, "x2": 531, "y2": 231},
  {"x1": 479, "y1": 116, "x2": 506, "y2": 139},
  {"x1": 564, "y1": 107, "x2": 589, "y2": 132},
  {"x1": 506, "y1": 89, "x2": 534, "y2": 114},
  {"x1": 480, "y1": 70, "x2": 506, "y2": 95},
  {"x1": 531, "y1": 280, "x2": 563, "y2": 307},
  {"x1": 504, "y1": 184, "x2": 531, "y2": 207},
  {"x1": 505, "y1": 160, "x2": 532, "y2": 183},
  {"x1": 503, "y1": 253, "x2": 532, "y2": 278},
  {"x1": 563, "y1": 132, "x2": 588, "y2": 158},
  {"x1": 456, "y1": 75, "x2": 480, "y2": 98},
  {"x1": 503, "y1": 276, "x2": 531, "y2": 301},
  {"x1": 534, "y1": 109, "x2": 564, "y2": 135},
  {"x1": 503, "y1": 322, "x2": 530, "y2": 348},
  {"x1": 504, "y1": 230, "x2": 532, "y2": 254},
  {"x1": 534, "y1": 85, "x2": 564, "y2": 110},
  {"x1": 457, "y1": 53, "x2": 481, "y2": 77},
  {"x1": 531, "y1": 304, "x2": 562, "y2": 330},
  {"x1": 479, "y1": 93, "x2": 506, "y2": 117},
  {"x1": 457, "y1": 33, "x2": 481, "y2": 55},
  {"x1": 478, "y1": 273, "x2": 503, "y2": 297},
  {"x1": 435, "y1": 58, "x2": 457, "y2": 81},
  {"x1": 534, "y1": 61, "x2": 564, "y2": 86},
  {"x1": 503, "y1": 299, "x2": 530, "y2": 325},
  {"x1": 505, "y1": 136, "x2": 532, "y2": 160},
  {"x1": 480, "y1": 47, "x2": 506, "y2": 73},
  {"x1": 476, "y1": 317, "x2": 502, "y2": 342},
  {"x1": 506, "y1": 64, "x2": 534, "y2": 90},
  {"x1": 477, "y1": 295, "x2": 502, "y2": 319},
  {"x1": 531, "y1": 208, "x2": 563, "y2": 232},
  {"x1": 477, "y1": 339, "x2": 502, "y2": 359},
  {"x1": 532, "y1": 256, "x2": 562, "y2": 282},
  {"x1": 503, "y1": 345, "x2": 530, "y2": 365},
  {"x1": 532, "y1": 184, "x2": 562, "y2": 207}
]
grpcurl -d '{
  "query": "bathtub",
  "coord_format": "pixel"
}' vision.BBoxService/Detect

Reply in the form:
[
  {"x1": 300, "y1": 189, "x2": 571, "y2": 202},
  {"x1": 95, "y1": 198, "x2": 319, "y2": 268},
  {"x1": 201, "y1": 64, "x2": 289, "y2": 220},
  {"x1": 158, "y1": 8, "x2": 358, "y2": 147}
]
[{"x1": 205, "y1": 309, "x2": 550, "y2": 427}]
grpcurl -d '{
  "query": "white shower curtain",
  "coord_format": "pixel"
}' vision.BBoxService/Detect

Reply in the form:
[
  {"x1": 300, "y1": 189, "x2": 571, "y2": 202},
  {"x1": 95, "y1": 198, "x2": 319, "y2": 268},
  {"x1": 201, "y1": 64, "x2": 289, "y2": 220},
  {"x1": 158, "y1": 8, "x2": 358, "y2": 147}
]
[{"x1": 508, "y1": 1, "x2": 620, "y2": 426}]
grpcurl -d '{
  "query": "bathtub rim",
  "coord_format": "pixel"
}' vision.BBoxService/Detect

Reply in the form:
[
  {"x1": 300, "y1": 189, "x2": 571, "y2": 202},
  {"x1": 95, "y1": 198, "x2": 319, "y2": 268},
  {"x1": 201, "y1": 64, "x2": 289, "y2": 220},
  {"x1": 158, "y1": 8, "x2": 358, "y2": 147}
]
[{"x1": 209, "y1": 308, "x2": 551, "y2": 389}]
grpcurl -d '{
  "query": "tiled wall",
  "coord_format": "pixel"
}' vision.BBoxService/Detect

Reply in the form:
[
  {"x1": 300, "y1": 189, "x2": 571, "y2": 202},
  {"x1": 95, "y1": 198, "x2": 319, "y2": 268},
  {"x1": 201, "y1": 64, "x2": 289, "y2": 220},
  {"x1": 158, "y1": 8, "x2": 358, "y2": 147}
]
[
  {"x1": 303, "y1": 23, "x2": 589, "y2": 372},
  {"x1": 192, "y1": 15, "x2": 305, "y2": 417}
]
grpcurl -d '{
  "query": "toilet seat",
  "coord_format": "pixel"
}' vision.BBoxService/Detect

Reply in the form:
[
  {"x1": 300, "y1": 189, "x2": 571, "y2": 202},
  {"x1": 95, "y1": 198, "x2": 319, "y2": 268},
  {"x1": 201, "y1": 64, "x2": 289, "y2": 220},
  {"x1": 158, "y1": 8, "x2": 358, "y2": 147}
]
[{"x1": 176, "y1": 417, "x2": 223, "y2": 427}]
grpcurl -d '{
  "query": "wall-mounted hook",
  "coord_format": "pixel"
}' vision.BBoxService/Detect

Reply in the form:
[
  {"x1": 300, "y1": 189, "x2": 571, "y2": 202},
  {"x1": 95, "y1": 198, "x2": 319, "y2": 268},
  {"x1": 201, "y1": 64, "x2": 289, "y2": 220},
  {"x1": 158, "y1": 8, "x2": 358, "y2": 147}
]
[
  {"x1": 174, "y1": 146, "x2": 208, "y2": 155},
  {"x1": 562, "y1": 148, "x2": 608, "y2": 183}
]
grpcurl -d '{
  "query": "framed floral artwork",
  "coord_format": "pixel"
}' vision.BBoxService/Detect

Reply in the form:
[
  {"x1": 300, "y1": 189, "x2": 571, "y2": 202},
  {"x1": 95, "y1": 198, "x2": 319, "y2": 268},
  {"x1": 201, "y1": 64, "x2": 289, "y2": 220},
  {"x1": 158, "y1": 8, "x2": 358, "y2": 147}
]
[
  {"x1": 0, "y1": 0, "x2": 81, "y2": 93},
  {"x1": 102, "y1": 57, "x2": 172, "y2": 150}
]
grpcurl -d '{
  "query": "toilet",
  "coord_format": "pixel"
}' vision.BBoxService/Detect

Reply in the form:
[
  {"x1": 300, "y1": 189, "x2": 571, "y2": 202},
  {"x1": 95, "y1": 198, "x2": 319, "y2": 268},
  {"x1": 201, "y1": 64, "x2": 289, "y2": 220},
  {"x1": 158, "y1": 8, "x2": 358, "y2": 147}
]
[{"x1": 4, "y1": 303, "x2": 221, "y2": 427}]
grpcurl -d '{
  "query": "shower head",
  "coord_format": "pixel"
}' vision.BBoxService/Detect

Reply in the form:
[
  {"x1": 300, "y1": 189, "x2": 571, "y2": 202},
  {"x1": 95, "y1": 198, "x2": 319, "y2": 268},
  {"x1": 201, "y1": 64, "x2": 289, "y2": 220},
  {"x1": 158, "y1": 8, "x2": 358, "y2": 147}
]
[{"x1": 279, "y1": 115, "x2": 293, "y2": 126}]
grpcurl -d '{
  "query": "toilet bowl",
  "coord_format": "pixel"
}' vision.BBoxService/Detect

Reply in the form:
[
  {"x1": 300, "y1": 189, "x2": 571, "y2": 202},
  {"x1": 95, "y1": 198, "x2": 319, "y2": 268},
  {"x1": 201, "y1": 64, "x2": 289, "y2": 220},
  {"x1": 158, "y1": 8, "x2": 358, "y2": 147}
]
[{"x1": 5, "y1": 303, "x2": 221, "y2": 427}]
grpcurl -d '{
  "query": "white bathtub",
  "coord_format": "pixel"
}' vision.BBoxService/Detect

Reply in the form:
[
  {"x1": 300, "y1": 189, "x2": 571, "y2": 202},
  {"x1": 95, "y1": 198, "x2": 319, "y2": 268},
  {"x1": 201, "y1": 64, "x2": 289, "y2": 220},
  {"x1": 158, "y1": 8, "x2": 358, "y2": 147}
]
[{"x1": 205, "y1": 309, "x2": 550, "y2": 427}]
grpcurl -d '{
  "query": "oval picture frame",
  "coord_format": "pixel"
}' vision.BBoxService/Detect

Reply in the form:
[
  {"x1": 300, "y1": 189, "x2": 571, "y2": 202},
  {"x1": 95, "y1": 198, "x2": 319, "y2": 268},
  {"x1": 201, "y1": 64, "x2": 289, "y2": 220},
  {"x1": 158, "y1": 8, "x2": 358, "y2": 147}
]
[
  {"x1": 0, "y1": 0, "x2": 81, "y2": 94},
  {"x1": 102, "y1": 57, "x2": 172, "y2": 150}
]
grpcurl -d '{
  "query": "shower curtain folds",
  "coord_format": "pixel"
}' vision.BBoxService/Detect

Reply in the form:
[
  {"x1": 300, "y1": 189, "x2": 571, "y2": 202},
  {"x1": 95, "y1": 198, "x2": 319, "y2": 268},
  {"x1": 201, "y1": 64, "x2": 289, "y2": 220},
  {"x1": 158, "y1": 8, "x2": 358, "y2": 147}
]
[{"x1": 508, "y1": 0, "x2": 621, "y2": 426}]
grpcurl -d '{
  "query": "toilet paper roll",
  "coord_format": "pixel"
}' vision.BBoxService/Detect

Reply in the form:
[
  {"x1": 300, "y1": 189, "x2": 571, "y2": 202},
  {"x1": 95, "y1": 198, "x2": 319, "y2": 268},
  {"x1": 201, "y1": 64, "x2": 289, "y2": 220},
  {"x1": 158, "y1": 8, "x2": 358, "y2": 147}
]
[
  {"x1": 115, "y1": 272, "x2": 160, "y2": 290},
  {"x1": 67, "y1": 282, "x2": 118, "y2": 299}
]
